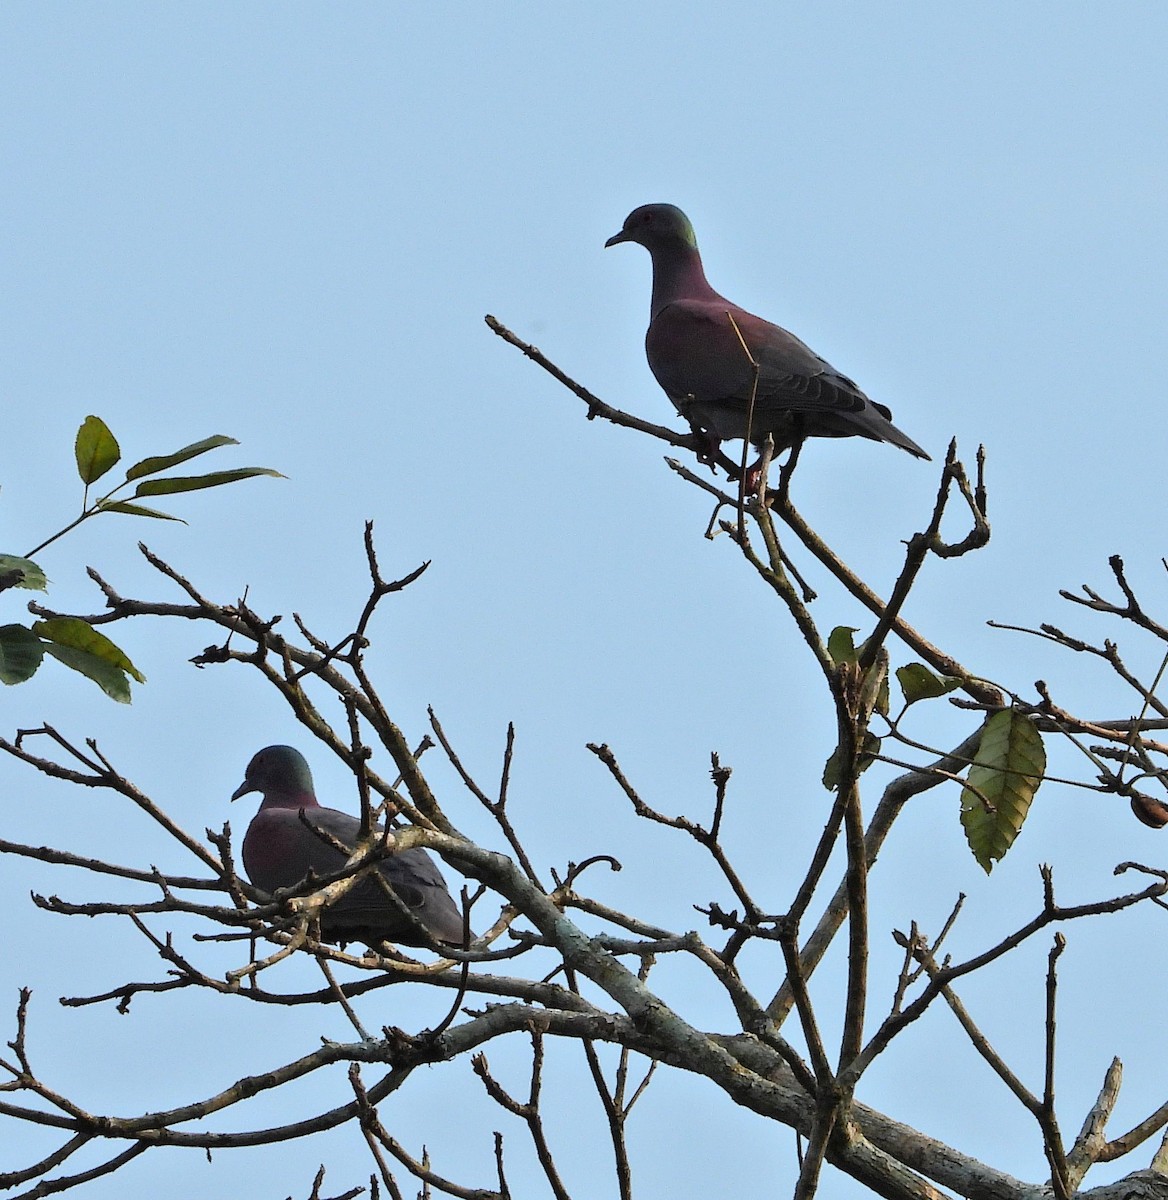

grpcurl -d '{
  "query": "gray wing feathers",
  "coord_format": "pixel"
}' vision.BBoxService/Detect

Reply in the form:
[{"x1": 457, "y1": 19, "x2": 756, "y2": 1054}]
[{"x1": 285, "y1": 808, "x2": 464, "y2": 946}]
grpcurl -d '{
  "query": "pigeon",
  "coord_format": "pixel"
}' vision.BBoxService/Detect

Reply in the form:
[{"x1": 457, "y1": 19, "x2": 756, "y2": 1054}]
[
  {"x1": 605, "y1": 203, "x2": 929, "y2": 463},
  {"x1": 232, "y1": 745, "x2": 465, "y2": 949}
]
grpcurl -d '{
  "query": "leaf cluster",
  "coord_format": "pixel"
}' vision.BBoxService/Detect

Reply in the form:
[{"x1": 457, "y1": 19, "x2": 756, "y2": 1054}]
[
  {"x1": 822, "y1": 624, "x2": 1045, "y2": 872},
  {"x1": 0, "y1": 416, "x2": 281, "y2": 700}
]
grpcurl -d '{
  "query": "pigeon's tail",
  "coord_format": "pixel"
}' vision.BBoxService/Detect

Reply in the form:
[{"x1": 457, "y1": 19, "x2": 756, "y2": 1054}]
[
  {"x1": 882, "y1": 423, "x2": 931, "y2": 461},
  {"x1": 870, "y1": 403, "x2": 931, "y2": 461}
]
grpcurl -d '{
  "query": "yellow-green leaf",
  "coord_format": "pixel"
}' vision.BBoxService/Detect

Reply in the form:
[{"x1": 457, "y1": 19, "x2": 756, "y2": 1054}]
[
  {"x1": 75, "y1": 416, "x2": 121, "y2": 485},
  {"x1": 827, "y1": 626, "x2": 859, "y2": 667},
  {"x1": 897, "y1": 663, "x2": 962, "y2": 706},
  {"x1": 960, "y1": 710, "x2": 1045, "y2": 873},
  {"x1": 97, "y1": 500, "x2": 187, "y2": 523},
  {"x1": 0, "y1": 624, "x2": 45, "y2": 684},
  {"x1": 0, "y1": 555, "x2": 48, "y2": 592},
  {"x1": 124, "y1": 435, "x2": 239, "y2": 481},
  {"x1": 33, "y1": 617, "x2": 146, "y2": 683},
  {"x1": 133, "y1": 467, "x2": 284, "y2": 497},
  {"x1": 43, "y1": 643, "x2": 132, "y2": 703}
]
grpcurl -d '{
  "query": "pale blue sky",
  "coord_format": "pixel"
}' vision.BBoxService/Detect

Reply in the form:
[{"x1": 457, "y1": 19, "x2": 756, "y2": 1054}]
[{"x1": 3, "y1": 5, "x2": 1167, "y2": 1197}]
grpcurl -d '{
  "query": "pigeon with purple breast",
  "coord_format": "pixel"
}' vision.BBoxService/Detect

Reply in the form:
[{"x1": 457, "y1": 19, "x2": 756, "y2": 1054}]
[
  {"x1": 232, "y1": 745, "x2": 464, "y2": 949},
  {"x1": 605, "y1": 203, "x2": 929, "y2": 464}
]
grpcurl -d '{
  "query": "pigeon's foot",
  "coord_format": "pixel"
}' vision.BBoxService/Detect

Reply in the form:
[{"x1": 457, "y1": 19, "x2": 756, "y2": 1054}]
[{"x1": 697, "y1": 430, "x2": 725, "y2": 472}]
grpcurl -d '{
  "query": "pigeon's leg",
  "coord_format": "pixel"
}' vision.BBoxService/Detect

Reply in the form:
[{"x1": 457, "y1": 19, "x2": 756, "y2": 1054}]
[
  {"x1": 738, "y1": 427, "x2": 810, "y2": 497},
  {"x1": 682, "y1": 418, "x2": 725, "y2": 475},
  {"x1": 695, "y1": 427, "x2": 724, "y2": 472},
  {"x1": 676, "y1": 401, "x2": 756, "y2": 482},
  {"x1": 777, "y1": 434, "x2": 805, "y2": 503}
]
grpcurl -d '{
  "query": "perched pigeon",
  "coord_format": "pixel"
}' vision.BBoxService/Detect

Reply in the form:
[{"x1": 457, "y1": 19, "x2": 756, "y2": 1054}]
[
  {"x1": 605, "y1": 203, "x2": 929, "y2": 462},
  {"x1": 232, "y1": 745, "x2": 465, "y2": 949}
]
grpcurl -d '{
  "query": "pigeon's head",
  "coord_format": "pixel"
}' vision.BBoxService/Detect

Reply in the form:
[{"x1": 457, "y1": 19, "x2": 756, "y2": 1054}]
[
  {"x1": 231, "y1": 744, "x2": 315, "y2": 804},
  {"x1": 605, "y1": 204, "x2": 698, "y2": 254}
]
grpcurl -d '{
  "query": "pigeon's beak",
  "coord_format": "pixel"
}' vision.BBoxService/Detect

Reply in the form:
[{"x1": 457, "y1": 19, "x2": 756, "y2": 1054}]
[
  {"x1": 230, "y1": 780, "x2": 255, "y2": 802},
  {"x1": 604, "y1": 229, "x2": 630, "y2": 248}
]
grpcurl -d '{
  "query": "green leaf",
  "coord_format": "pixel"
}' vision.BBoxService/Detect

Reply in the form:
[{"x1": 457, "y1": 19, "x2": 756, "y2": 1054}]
[
  {"x1": 124, "y1": 434, "x2": 239, "y2": 481},
  {"x1": 960, "y1": 710, "x2": 1046, "y2": 873},
  {"x1": 96, "y1": 500, "x2": 188, "y2": 523},
  {"x1": 0, "y1": 555, "x2": 48, "y2": 591},
  {"x1": 34, "y1": 617, "x2": 146, "y2": 683},
  {"x1": 75, "y1": 416, "x2": 121, "y2": 485},
  {"x1": 42, "y1": 643, "x2": 132, "y2": 703},
  {"x1": 827, "y1": 626, "x2": 859, "y2": 667},
  {"x1": 897, "y1": 663, "x2": 962, "y2": 706},
  {"x1": 132, "y1": 467, "x2": 285, "y2": 497},
  {"x1": 0, "y1": 624, "x2": 46, "y2": 684},
  {"x1": 822, "y1": 731, "x2": 882, "y2": 791}
]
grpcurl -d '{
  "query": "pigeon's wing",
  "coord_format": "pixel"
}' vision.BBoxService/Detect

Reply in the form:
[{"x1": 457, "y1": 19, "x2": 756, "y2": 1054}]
[
  {"x1": 303, "y1": 809, "x2": 465, "y2": 947},
  {"x1": 743, "y1": 312, "x2": 928, "y2": 456},
  {"x1": 379, "y1": 848, "x2": 465, "y2": 944},
  {"x1": 245, "y1": 806, "x2": 463, "y2": 947},
  {"x1": 648, "y1": 300, "x2": 928, "y2": 458}
]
